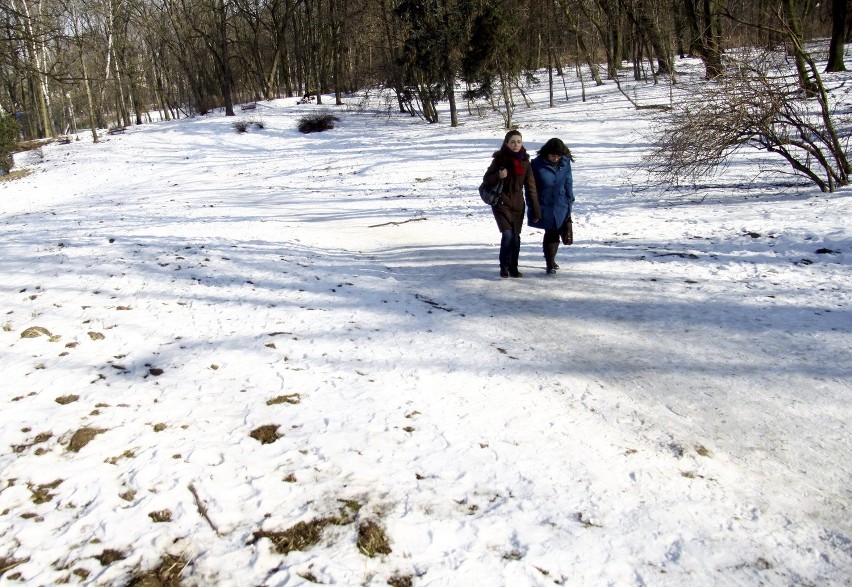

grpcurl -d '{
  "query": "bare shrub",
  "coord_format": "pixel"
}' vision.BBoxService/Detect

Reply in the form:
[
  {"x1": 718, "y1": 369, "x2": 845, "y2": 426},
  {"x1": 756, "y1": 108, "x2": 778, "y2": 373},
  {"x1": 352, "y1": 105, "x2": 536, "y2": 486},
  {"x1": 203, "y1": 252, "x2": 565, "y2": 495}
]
[
  {"x1": 232, "y1": 117, "x2": 263, "y2": 133},
  {"x1": 297, "y1": 111, "x2": 340, "y2": 133},
  {"x1": 647, "y1": 47, "x2": 850, "y2": 193}
]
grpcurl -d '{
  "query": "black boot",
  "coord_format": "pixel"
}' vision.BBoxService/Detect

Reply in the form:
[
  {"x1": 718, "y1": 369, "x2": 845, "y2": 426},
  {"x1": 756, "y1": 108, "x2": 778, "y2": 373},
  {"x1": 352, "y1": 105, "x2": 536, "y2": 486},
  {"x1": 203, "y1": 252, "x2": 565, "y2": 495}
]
[
  {"x1": 544, "y1": 242, "x2": 560, "y2": 274},
  {"x1": 499, "y1": 246, "x2": 510, "y2": 278},
  {"x1": 509, "y1": 233, "x2": 522, "y2": 277}
]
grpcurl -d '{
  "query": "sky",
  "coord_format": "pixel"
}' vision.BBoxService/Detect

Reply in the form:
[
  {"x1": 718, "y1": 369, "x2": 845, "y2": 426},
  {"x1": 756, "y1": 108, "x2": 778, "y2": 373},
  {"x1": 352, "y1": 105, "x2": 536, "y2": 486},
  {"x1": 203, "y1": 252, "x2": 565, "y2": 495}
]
[{"x1": 0, "y1": 56, "x2": 850, "y2": 586}]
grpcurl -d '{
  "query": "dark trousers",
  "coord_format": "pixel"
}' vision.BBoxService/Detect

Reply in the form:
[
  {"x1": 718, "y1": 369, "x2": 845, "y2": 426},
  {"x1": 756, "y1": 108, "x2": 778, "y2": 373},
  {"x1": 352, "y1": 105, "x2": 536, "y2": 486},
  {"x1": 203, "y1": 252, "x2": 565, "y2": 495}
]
[{"x1": 500, "y1": 229, "x2": 521, "y2": 270}]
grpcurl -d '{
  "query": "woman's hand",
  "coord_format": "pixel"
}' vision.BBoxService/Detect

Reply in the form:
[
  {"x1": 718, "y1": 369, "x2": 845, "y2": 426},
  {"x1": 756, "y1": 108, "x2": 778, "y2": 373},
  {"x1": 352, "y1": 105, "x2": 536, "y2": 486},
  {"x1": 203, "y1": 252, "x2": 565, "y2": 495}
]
[{"x1": 498, "y1": 167, "x2": 508, "y2": 179}]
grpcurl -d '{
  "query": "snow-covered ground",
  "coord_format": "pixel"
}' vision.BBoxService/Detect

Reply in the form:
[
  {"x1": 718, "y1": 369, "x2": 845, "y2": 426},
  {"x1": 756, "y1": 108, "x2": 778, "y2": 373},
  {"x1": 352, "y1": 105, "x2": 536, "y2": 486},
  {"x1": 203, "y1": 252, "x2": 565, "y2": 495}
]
[{"x1": 1, "y1": 58, "x2": 850, "y2": 586}]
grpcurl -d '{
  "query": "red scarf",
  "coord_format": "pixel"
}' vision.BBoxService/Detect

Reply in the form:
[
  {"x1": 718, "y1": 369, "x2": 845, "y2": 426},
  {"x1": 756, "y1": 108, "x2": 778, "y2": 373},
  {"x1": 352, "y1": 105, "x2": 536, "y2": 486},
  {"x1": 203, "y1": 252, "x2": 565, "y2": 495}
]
[{"x1": 502, "y1": 146, "x2": 527, "y2": 176}]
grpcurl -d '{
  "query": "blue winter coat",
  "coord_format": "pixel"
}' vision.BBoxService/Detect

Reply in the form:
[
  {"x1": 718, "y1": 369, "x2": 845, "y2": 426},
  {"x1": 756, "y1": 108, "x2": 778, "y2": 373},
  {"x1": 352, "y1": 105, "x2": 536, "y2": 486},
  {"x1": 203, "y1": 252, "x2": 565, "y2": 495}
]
[{"x1": 529, "y1": 154, "x2": 573, "y2": 230}]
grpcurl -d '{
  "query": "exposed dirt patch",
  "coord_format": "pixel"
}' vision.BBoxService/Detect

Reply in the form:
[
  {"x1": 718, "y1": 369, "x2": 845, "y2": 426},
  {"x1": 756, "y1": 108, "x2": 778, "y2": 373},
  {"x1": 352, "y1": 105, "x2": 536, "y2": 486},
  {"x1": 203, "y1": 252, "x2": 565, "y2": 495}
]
[
  {"x1": 250, "y1": 424, "x2": 280, "y2": 444},
  {"x1": 68, "y1": 427, "x2": 106, "y2": 452},
  {"x1": 95, "y1": 549, "x2": 126, "y2": 566},
  {"x1": 12, "y1": 432, "x2": 52, "y2": 453},
  {"x1": 55, "y1": 395, "x2": 79, "y2": 405}
]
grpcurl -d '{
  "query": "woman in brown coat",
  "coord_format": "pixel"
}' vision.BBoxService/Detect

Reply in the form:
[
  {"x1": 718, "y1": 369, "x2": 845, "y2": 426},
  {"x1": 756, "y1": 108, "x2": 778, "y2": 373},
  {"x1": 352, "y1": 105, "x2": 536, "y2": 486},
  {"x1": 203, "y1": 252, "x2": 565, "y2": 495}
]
[{"x1": 482, "y1": 130, "x2": 541, "y2": 278}]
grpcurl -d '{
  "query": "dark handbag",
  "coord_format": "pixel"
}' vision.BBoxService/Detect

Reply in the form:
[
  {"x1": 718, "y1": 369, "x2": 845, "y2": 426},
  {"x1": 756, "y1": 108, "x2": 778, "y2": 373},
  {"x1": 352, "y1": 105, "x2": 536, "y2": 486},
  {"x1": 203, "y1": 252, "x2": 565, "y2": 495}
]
[
  {"x1": 479, "y1": 180, "x2": 503, "y2": 206},
  {"x1": 560, "y1": 215, "x2": 574, "y2": 245}
]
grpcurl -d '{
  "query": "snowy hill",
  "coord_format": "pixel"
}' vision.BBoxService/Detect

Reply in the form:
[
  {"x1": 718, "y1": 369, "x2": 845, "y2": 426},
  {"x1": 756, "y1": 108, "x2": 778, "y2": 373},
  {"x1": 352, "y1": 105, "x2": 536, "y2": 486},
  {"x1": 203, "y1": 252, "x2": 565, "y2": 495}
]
[{"x1": 1, "y1": 59, "x2": 850, "y2": 586}]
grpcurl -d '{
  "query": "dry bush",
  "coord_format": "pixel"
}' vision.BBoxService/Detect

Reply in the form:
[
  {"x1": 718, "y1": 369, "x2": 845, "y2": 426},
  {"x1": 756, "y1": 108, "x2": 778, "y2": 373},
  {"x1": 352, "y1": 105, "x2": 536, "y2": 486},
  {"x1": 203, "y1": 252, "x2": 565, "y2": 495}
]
[
  {"x1": 647, "y1": 47, "x2": 850, "y2": 193},
  {"x1": 297, "y1": 111, "x2": 340, "y2": 133}
]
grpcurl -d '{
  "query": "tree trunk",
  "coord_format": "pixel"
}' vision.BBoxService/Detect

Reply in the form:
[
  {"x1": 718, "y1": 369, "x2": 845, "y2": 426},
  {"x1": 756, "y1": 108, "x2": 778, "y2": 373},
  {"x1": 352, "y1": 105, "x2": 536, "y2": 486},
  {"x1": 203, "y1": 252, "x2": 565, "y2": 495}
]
[
  {"x1": 557, "y1": 0, "x2": 604, "y2": 85},
  {"x1": 685, "y1": 0, "x2": 723, "y2": 77},
  {"x1": 219, "y1": 0, "x2": 235, "y2": 115},
  {"x1": 81, "y1": 53, "x2": 100, "y2": 143},
  {"x1": 17, "y1": 0, "x2": 54, "y2": 137},
  {"x1": 783, "y1": 0, "x2": 818, "y2": 95},
  {"x1": 547, "y1": 47, "x2": 554, "y2": 107},
  {"x1": 447, "y1": 74, "x2": 458, "y2": 127},
  {"x1": 825, "y1": 0, "x2": 847, "y2": 72}
]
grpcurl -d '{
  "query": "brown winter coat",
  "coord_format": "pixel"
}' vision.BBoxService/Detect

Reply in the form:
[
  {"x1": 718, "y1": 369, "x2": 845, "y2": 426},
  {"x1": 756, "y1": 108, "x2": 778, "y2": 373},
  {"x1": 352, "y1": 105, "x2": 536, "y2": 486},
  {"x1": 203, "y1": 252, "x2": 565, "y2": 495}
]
[{"x1": 483, "y1": 149, "x2": 540, "y2": 234}]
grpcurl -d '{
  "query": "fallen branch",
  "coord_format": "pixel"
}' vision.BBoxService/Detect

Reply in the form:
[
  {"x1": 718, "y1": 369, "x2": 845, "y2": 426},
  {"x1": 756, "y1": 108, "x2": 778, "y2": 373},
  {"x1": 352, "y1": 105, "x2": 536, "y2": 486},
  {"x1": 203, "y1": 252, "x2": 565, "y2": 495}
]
[
  {"x1": 188, "y1": 482, "x2": 221, "y2": 536},
  {"x1": 368, "y1": 217, "x2": 427, "y2": 228},
  {"x1": 613, "y1": 77, "x2": 671, "y2": 110}
]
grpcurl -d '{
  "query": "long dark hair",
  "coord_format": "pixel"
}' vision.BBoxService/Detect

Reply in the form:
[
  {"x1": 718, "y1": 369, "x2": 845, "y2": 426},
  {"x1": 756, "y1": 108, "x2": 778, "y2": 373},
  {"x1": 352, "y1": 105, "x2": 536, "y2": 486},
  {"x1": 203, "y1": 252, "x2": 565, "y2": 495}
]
[
  {"x1": 538, "y1": 137, "x2": 574, "y2": 162},
  {"x1": 503, "y1": 129, "x2": 522, "y2": 146}
]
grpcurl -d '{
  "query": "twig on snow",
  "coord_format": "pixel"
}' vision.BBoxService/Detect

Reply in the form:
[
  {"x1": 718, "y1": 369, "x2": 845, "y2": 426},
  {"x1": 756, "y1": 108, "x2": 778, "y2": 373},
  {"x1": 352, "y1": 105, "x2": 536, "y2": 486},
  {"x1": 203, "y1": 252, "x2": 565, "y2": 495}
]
[
  {"x1": 188, "y1": 482, "x2": 221, "y2": 536},
  {"x1": 368, "y1": 217, "x2": 427, "y2": 228}
]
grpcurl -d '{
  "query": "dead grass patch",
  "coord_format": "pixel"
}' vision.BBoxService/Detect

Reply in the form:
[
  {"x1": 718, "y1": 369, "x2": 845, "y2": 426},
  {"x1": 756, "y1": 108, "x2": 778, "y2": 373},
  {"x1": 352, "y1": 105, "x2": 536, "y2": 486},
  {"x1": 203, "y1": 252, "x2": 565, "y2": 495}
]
[
  {"x1": 252, "y1": 518, "x2": 333, "y2": 554},
  {"x1": 0, "y1": 169, "x2": 31, "y2": 182},
  {"x1": 387, "y1": 575, "x2": 413, "y2": 587},
  {"x1": 0, "y1": 557, "x2": 27, "y2": 578},
  {"x1": 357, "y1": 520, "x2": 392, "y2": 557},
  {"x1": 127, "y1": 554, "x2": 189, "y2": 587},
  {"x1": 252, "y1": 503, "x2": 357, "y2": 555},
  {"x1": 267, "y1": 393, "x2": 301, "y2": 405},
  {"x1": 28, "y1": 479, "x2": 63, "y2": 504},
  {"x1": 695, "y1": 444, "x2": 712, "y2": 457},
  {"x1": 105, "y1": 449, "x2": 135, "y2": 465},
  {"x1": 20, "y1": 326, "x2": 52, "y2": 338},
  {"x1": 149, "y1": 509, "x2": 172, "y2": 523}
]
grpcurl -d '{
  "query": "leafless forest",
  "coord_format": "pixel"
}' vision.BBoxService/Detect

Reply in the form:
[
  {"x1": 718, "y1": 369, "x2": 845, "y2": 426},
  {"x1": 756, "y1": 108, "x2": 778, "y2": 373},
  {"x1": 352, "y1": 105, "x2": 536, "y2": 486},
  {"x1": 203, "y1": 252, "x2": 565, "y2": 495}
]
[{"x1": 2, "y1": 0, "x2": 847, "y2": 141}]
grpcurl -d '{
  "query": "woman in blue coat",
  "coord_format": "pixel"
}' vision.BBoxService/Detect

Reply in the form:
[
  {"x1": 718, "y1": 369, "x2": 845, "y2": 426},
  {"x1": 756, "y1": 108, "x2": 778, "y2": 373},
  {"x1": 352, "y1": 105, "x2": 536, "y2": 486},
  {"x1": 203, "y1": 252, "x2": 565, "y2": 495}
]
[{"x1": 529, "y1": 138, "x2": 575, "y2": 274}]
